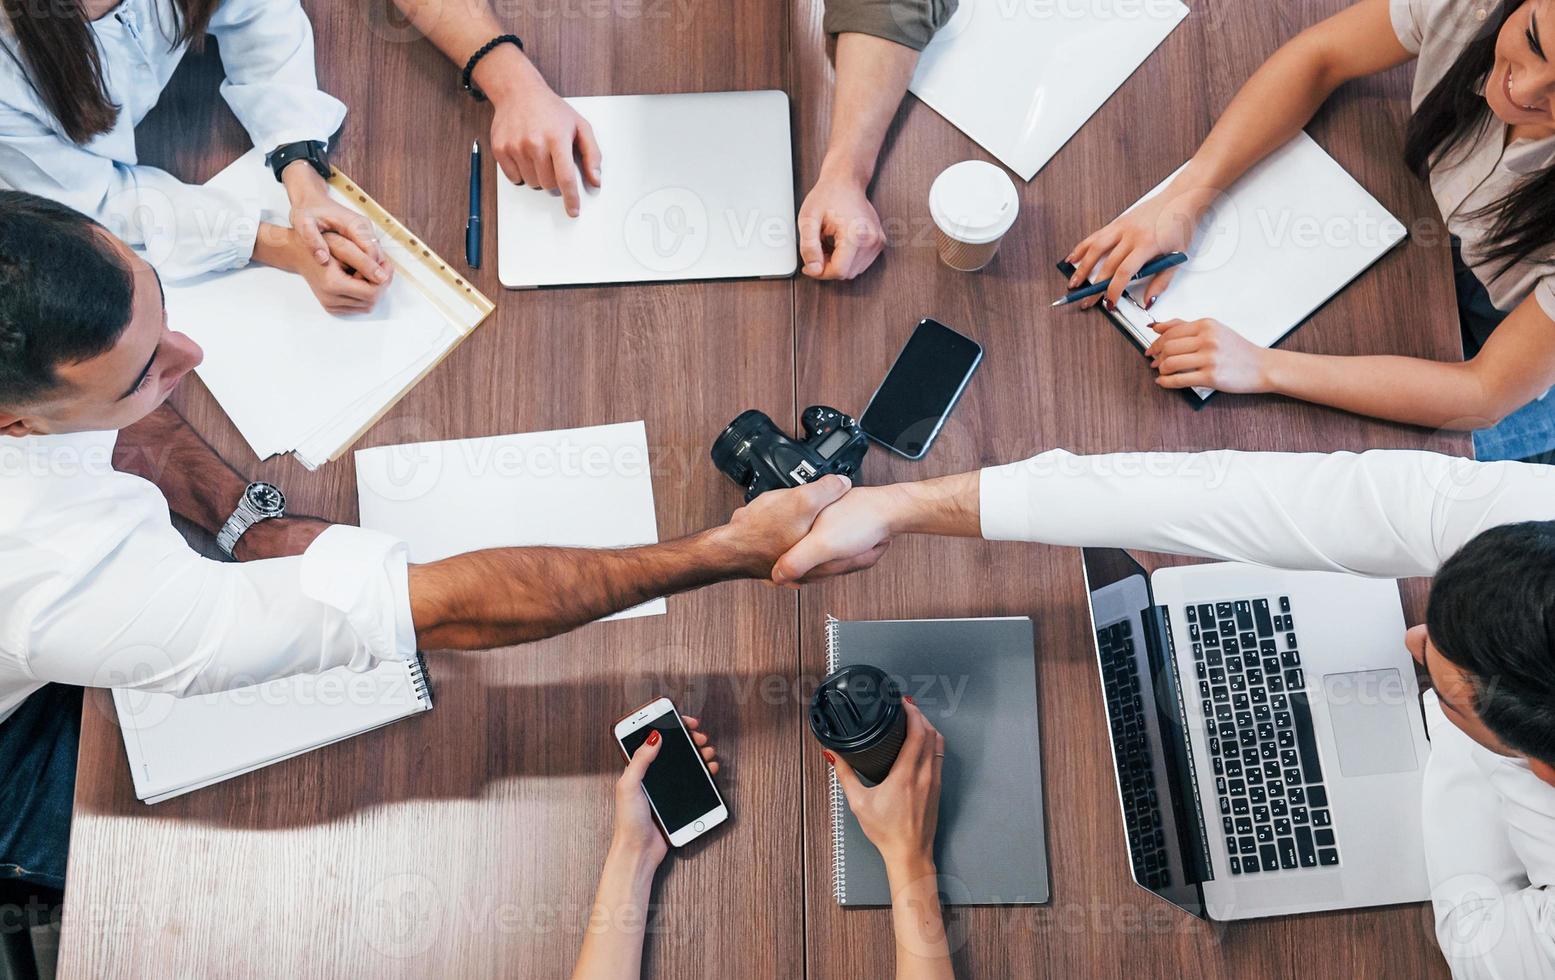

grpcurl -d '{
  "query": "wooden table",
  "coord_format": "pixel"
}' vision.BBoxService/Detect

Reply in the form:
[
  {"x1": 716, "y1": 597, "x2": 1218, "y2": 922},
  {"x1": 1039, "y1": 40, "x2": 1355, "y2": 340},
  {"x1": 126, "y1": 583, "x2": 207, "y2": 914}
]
[{"x1": 58, "y1": 0, "x2": 1468, "y2": 976}]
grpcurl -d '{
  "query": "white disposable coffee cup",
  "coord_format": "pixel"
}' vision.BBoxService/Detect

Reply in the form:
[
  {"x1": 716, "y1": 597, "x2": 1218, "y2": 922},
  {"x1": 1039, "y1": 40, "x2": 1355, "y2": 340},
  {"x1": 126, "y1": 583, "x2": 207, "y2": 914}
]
[{"x1": 928, "y1": 160, "x2": 1020, "y2": 272}]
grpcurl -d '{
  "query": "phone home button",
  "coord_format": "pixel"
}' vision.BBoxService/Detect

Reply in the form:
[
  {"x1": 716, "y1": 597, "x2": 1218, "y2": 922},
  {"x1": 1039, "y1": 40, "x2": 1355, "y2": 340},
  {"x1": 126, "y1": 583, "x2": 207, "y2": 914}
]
[{"x1": 693, "y1": 820, "x2": 706, "y2": 833}]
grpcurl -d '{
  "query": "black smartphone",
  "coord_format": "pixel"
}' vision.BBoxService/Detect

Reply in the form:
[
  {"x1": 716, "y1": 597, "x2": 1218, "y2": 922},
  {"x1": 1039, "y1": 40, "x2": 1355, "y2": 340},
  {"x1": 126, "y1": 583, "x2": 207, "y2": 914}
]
[{"x1": 859, "y1": 318, "x2": 983, "y2": 459}]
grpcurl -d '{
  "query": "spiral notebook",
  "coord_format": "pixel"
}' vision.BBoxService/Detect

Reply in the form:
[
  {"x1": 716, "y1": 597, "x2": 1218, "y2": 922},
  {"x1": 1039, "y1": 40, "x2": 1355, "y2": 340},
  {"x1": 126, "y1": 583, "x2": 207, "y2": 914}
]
[
  {"x1": 824, "y1": 616, "x2": 1049, "y2": 906},
  {"x1": 112, "y1": 653, "x2": 433, "y2": 804}
]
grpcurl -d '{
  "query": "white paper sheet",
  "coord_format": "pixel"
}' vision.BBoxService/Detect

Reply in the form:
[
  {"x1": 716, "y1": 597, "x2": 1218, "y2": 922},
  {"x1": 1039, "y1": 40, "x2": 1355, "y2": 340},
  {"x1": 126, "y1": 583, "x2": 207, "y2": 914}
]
[
  {"x1": 910, "y1": 0, "x2": 1189, "y2": 180},
  {"x1": 355, "y1": 420, "x2": 667, "y2": 620}
]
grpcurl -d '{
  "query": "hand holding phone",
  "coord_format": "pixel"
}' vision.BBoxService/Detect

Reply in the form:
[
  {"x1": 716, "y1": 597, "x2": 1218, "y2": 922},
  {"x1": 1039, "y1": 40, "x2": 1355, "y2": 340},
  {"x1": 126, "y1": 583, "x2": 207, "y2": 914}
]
[{"x1": 614, "y1": 699, "x2": 728, "y2": 848}]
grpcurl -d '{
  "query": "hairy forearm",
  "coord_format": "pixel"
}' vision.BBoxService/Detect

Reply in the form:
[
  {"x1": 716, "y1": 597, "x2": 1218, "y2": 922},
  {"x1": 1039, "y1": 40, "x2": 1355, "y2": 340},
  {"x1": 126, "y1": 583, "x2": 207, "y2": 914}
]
[
  {"x1": 570, "y1": 846, "x2": 658, "y2": 980},
  {"x1": 821, "y1": 33, "x2": 920, "y2": 185},
  {"x1": 885, "y1": 858, "x2": 954, "y2": 980},
  {"x1": 1262, "y1": 350, "x2": 1515, "y2": 430},
  {"x1": 408, "y1": 528, "x2": 754, "y2": 649},
  {"x1": 113, "y1": 404, "x2": 329, "y2": 560}
]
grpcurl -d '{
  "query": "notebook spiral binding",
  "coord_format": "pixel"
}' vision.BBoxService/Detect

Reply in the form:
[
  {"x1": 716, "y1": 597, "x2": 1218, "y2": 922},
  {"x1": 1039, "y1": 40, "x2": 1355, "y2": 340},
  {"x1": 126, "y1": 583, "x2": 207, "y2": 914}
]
[
  {"x1": 408, "y1": 651, "x2": 435, "y2": 709},
  {"x1": 824, "y1": 615, "x2": 847, "y2": 905}
]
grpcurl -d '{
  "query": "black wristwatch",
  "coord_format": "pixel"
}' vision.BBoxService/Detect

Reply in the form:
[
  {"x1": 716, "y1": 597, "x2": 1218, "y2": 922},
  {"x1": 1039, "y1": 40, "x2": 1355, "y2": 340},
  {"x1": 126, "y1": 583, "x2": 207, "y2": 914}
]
[{"x1": 266, "y1": 140, "x2": 331, "y2": 183}]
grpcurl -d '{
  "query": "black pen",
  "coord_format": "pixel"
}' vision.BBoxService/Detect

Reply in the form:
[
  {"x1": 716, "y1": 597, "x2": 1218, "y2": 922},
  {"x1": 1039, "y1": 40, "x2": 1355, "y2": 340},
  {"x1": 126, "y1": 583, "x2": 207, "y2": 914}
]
[
  {"x1": 465, "y1": 139, "x2": 482, "y2": 269},
  {"x1": 1051, "y1": 251, "x2": 1188, "y2": 307}
]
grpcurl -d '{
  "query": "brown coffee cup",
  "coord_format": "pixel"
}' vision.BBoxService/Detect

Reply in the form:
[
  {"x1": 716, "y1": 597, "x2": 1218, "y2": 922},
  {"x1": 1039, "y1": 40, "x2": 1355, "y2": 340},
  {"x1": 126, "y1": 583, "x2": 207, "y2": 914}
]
[{"x1": 929, "y1": 161, "x2": 1020, "y2": 272}]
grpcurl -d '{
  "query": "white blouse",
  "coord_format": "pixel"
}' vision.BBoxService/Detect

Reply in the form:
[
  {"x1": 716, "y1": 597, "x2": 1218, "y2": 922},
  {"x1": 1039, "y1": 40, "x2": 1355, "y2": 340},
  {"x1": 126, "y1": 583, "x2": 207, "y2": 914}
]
[{"x1": 0, "y1": 0, "x2": 345, "y2": 280}]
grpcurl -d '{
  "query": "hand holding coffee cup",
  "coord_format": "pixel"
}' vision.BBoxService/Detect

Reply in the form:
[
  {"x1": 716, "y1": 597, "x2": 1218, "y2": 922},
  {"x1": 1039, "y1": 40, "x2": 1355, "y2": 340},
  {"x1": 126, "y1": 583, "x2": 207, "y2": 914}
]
[{"x1": 824, "y1": 699, "x2": 945, "y2": 869}]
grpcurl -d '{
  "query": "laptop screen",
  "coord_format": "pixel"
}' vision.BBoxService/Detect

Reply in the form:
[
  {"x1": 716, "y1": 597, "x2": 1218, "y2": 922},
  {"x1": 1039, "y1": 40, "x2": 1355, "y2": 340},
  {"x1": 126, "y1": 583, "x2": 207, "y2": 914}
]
[{"x1": 1081, "y1": 548, "x2": 1208, "y2": 918}]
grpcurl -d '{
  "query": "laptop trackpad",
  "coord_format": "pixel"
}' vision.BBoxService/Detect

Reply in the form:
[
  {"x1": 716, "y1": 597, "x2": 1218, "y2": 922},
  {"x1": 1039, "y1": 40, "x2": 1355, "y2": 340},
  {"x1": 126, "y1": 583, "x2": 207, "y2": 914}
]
[{"x1": 1321, "y1": 669, "x2": 1420, "y2": 777}]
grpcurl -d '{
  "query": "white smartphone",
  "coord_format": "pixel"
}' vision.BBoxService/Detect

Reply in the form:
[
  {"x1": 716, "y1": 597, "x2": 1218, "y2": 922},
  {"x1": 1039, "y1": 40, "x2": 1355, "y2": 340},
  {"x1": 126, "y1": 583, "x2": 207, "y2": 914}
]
[{"x1": 612, "y1": 697, "x2": 729, "y2": 847}]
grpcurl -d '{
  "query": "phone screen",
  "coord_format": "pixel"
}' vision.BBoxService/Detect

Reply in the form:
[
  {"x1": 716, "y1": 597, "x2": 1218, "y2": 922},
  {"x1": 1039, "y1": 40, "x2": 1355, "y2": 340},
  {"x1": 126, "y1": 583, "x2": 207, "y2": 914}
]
[
  {"x1": 619, "y1": 710, "x2": 721, "y2": 832},
  {"x1": 859, "y1": 319, "x2": 982, "y2": 458}
]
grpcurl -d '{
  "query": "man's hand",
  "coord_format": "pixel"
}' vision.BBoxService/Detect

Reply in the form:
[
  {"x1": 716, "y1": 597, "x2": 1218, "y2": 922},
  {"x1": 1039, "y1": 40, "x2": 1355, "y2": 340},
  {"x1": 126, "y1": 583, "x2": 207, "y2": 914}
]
[
  {"x1": 771, "y1": 483, "x2": 898, "y2": 585},
  {"x1": 475, "y1": 44, "x2": 601, "y2": 217},
  {"x1": 798, "y1": 172, "x2": 885, "y2": 280},
  {"x1": 711, "y1": 474, "x2": 876, "y2": 579}
]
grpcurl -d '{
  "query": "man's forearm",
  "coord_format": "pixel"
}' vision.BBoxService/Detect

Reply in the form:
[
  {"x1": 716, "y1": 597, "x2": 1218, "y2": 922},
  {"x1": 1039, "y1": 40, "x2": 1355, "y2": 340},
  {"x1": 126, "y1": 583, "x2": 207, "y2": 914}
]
[
  {"x1": 408, "y1": 527, "x2": 757, "y2": 649},
  {"x1": 820, "y1": 33, "x2": 920, "y2": 186},
  {"x1": 390, "y1": 0, "x2": 547, "y2": 101},
  {"x1": 113, "y1": 404, "x2": 328, "y2": 560}
]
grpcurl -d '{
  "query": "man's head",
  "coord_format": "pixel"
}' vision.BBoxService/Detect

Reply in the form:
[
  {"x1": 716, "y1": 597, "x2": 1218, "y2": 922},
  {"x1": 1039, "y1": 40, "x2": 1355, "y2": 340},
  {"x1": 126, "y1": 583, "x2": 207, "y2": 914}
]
[
  {"x1": 1418, "y1": 521, "x2": 1555, "y2": 784},
  {"x1": 0, "y1": 191, "x2": 202, "y2": 436}
]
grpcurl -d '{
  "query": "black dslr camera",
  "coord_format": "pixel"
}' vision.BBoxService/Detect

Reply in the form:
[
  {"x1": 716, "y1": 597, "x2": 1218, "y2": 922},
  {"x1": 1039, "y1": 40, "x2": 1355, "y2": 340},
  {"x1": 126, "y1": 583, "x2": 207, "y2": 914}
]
[{"x1": 711, "y1": 406, "x2": 869, "y2": 502}]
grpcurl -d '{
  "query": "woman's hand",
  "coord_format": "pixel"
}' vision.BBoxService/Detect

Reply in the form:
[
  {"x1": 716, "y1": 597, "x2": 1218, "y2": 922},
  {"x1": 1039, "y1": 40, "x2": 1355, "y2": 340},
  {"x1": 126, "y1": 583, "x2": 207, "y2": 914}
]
[
  {"x1": 1065, "y1": 181, "x2": 1216, "y2": 310},
  {"x1": 1146, "y1": 318, "x2": 1273, "y2": 394},
  {"x1": 250, "y1": 223, "x2": 390, "y2": 315},
  {"x1": 612, "y1": 716, "x2": 719, "y2": 866},
  {"x1": 280, "y1": 163, "x2": 392, "y2": 287},
  {"x1": 825, "y1": 700, "x2": 943, "y2": 871}
]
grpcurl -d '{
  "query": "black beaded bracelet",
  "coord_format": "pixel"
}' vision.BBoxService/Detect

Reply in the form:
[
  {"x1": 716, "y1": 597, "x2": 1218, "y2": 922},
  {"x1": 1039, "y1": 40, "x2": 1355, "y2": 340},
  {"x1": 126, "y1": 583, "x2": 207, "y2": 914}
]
[{"x1": 461, "y1": 34, "x2": 524, "y2": 102}]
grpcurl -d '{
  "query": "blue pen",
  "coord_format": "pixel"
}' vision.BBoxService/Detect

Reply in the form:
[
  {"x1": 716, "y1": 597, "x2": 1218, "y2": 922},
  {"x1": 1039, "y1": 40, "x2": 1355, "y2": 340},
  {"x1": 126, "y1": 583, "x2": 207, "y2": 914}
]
[
  {"x1": 465, "y1": 140, "x2": 482, "y2": 269},
  {"x1": 1051, "y1": 251, "x2": 1188, "y2": 307}
]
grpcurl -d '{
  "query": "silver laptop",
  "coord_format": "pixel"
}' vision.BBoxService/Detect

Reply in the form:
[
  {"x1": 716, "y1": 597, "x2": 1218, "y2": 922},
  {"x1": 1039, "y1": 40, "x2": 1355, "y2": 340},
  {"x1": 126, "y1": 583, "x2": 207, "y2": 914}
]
[
  {"x1": 1079, "y1": 548, "x2": 1431, "y2": 920},
  {"x1": 496, "y1": 90, "x2": 797, "y2": 289}
]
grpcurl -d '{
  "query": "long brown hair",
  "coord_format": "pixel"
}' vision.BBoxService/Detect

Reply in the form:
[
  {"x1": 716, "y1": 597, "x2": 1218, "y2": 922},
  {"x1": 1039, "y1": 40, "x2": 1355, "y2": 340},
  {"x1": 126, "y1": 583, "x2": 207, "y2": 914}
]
[
  {"x1": 2, "y1": 0, "x2": 221, "y2": 144},
  {"x1": 1403, "y1": 0, "x2": 1555, "y2": 277}
]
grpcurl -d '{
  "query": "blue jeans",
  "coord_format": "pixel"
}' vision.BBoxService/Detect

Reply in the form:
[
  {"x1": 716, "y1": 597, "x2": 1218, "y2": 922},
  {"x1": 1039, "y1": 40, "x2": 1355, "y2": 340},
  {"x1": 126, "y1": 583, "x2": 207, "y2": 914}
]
[{"x1": 0, "y1": 685, "x2": 81, "y2": 890}]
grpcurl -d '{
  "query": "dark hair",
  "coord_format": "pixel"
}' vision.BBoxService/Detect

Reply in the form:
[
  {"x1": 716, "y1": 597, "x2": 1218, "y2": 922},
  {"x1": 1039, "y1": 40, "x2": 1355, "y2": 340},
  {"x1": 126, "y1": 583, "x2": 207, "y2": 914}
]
[
  {"x1": 0, "y1": 0, "x2": 219, "y2": 144},
  {"x1": 1428, "y1": 521, "x2": 1555, "y2": 765},
  {"x1": 1403, "y1": 1, "x2": 1555, "y2": 278},
  {"x1": 0, "y1": 190, "x2": 135, "y2": 404}
]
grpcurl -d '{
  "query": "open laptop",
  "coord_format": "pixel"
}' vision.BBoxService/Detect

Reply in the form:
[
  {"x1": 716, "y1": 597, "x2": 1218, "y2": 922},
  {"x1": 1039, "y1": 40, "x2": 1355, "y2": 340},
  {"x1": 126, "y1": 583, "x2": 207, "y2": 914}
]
[
  {"x1": 1079, "y1": 548, "x2": 1431, "y2": 920},
  {"x1": 496, "y1": 90, "x2": 797, "y2": 289}
]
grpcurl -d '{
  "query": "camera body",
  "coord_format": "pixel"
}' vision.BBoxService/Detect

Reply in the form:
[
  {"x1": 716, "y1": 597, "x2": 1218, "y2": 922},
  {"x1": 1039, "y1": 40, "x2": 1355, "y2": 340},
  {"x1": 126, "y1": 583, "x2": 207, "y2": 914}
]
[{"x1": 711, "y1": 406, "x2": 869, "y2": 502}]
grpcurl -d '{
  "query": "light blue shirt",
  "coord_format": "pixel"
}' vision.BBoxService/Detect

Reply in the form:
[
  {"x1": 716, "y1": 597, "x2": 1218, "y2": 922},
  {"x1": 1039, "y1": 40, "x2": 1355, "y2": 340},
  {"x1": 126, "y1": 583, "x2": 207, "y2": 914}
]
[{"x1": 0, "y1": 0, "x2": 346, "y2": 279}]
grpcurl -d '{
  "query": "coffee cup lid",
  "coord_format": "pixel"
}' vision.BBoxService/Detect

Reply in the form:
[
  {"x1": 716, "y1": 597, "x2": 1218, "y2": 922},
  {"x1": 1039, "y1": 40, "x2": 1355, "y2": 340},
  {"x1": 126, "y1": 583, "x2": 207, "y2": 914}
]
[
  {"x1": 929, "y1": 160, "x2": 1020, "y2": 245},
  {"x1": 809, "y1": 664, "x2": 903, "y2": 752}
]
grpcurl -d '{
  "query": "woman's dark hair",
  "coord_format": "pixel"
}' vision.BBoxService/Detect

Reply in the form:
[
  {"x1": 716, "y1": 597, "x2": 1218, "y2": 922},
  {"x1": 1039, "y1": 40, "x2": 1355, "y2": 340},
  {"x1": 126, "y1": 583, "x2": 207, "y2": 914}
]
[
  {"x1": 1428, "y1": 521, "x2": 1555, "y2": 766},
  {"x1": 0, "y1": 190, "x2": 135, "y2": 404},
  {"x1": 1404, "y1": 0, "x2": 1555, "y2": 278},
  {"x1": 1, "y1": 0, "x2": 220, "y2": 144}
]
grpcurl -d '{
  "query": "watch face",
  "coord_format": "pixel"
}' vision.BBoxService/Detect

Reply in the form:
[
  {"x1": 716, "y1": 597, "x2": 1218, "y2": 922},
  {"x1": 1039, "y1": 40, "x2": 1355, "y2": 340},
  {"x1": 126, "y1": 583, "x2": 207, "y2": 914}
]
[{"x1": 245, "y1": 482, "x2": 286, "y2": 516}]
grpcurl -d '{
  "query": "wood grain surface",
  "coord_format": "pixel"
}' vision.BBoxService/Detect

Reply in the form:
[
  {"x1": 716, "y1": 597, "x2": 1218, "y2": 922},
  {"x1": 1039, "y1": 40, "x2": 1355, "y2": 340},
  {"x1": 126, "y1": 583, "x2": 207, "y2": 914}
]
[{"x1": 57, "y1": 0, "x2": 1468, "y2": 976}]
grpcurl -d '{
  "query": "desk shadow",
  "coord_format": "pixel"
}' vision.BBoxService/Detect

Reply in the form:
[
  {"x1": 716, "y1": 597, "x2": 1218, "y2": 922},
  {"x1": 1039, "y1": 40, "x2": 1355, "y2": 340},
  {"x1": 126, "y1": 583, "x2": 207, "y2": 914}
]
[{"x1": 113, "y1": 663, "x2": 779, "y2": 831}]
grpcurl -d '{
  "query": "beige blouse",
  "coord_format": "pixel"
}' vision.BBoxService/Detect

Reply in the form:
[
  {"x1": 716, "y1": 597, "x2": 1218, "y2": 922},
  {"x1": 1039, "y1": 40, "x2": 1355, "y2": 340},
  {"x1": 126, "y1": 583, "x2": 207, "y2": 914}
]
[{"x1": 1392, "y1": 0, "x2": 1555, "y2": 320}]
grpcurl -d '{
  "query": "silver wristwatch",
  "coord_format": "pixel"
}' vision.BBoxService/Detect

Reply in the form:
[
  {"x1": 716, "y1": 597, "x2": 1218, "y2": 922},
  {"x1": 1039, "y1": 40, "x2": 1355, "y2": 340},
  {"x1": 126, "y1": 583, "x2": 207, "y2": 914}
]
[{"x1": 216, "y1": 482, "x2": 287, "y2": 559}]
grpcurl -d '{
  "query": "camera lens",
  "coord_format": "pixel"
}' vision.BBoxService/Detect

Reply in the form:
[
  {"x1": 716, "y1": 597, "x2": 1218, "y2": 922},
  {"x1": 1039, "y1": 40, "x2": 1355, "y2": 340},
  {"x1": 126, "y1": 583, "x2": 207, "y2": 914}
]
[{"x1": 710, "y1": 410, "x2": 771, "y2": 488}]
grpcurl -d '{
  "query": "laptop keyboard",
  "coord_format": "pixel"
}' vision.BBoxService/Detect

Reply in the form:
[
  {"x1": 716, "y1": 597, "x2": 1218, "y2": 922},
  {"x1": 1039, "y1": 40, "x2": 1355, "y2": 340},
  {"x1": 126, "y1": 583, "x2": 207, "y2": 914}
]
[
  {"x1": 1189, "y1": 596, "x2": 1341, "y2": 875},
  {"x1": 1096, "y1": 619, "x2": 1172, "y2": 890}
]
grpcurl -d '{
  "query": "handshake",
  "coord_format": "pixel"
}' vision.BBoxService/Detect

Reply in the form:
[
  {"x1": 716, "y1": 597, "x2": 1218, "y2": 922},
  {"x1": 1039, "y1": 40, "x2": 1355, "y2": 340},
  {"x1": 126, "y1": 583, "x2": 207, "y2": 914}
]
[{"x1": 711, "y1": 471, "x2": 978, "y2": 587}]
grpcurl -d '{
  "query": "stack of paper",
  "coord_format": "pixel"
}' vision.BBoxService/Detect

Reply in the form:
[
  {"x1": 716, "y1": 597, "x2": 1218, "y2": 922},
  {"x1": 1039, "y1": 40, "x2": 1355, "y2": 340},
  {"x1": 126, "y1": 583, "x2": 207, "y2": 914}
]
[
  {"x1": 910, "y1": 0, "x2": 1189, "y2": 180},
  {"x1": 164, "y1": 150, "x2": 490, "y2": 469},
  {"x1": 355, "y1": 420, "x2": 667, "y2": 621}
]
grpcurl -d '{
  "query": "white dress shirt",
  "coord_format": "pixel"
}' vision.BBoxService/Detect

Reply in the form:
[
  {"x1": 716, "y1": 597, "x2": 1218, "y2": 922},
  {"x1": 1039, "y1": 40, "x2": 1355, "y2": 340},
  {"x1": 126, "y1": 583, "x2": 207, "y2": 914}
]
[
  {"x1": 0, "y1": 0, "x2": 346, "y2": 280},
  {"x1": 980, "y1": 449, "x2": 1555, "y2": 977},
  {"x1": 0, "y1": 430, "x2": 416, "y2": 726}
]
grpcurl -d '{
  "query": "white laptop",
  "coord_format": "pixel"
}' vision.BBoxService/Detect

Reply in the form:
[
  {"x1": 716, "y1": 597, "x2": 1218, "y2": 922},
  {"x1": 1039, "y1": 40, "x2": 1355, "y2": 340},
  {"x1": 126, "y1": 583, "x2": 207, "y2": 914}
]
[
  {"x1": 497, "y1": 91, "x2": 797, "y2": 288},
  {"x1": 1080, "y1": 548, "x2": 1431, "y2": 920}
]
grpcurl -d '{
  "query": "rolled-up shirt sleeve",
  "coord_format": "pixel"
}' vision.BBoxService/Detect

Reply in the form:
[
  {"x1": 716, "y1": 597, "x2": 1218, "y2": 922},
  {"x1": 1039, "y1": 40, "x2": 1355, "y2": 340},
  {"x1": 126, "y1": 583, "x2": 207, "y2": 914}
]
[
  {"x1": 208, "y1": 0, "x2": 347, "y2": 155},
  {"x1": 979, "y1": 448, "x2": 1555, "y2": 578},
  {"x1": 20, "y1": 523, "x2": 415, "y2": 697},
  {"x1": 823, "y1": 0, "x2": 957, "y2": 51}
]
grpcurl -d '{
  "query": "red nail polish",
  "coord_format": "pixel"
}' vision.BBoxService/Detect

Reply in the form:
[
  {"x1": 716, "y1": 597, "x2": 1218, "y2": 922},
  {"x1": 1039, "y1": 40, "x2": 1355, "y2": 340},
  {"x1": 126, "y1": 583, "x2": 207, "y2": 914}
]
[
  {"x1": 1146, "y1": 297, "x2": 1155, "y2": 310},
  {"x1": 647, "y1": 730, "x2": 660, "y2": 746},
  {"x1": 1105, "y1": 300, "x2": 1117, "y2": 312},
  {"x1": 822, "y1": 751, "x2": 836, "y2": 765},
  {"x1": 904, "y1": 695, "x2": 915, "y2": 704}
]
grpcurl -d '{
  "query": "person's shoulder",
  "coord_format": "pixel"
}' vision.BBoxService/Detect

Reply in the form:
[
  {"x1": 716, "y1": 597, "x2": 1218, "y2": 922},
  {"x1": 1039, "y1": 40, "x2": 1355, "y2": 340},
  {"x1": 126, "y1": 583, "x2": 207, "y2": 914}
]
[{"x1": 1403, "y1": 0, "x2": 1502, "y2": 63}]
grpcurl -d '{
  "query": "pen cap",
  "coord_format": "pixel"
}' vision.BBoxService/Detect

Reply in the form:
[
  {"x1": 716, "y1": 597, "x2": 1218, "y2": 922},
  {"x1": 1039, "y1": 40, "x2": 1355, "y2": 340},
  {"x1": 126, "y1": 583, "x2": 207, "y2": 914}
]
[{"x1": 929, "y1": 161, "x2": 1020, "y2": 245}]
